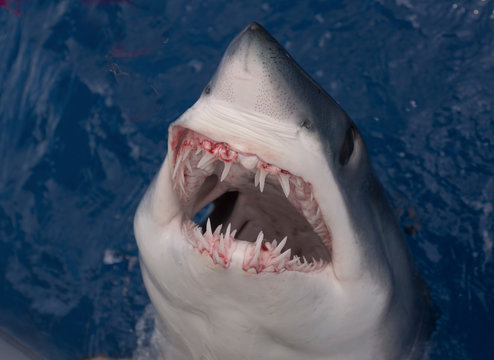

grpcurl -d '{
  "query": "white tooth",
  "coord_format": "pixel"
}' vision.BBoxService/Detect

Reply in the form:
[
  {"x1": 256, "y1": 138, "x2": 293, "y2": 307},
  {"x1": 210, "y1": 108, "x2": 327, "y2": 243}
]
[
  {"x1": 195, "y1": 147, "x2": 202, "y2": 155},
  {"x1": 225, "y1": 223, "x2": 231, "y2": 239},
  {"x1": 254, "y1": 231, "x2": 264, "y2": 252},
  {"x1": 231, "y1": 229, "x2": 237, "y2": 239},
  {"x1": 206, "y1": 218, "x2": 213, "y2": 238},
  {"x1": 287, "y1": 255, "x2": 300, "y2": 267},
  {"x1": 185, "y1": 158, "x2": 192, "y2": 172},
  {"x1": 172, "y1": 154, "x2": 182, "y2": 178},
  {"x1": 198, "y1": 233, "x2": 210, "y2": 251},
  {"x1": 313, "y1": 221, "x2": 325, "y2": 234},
  {"x1": 271, "y1": 239, "x2": 278, "y2": 249},
  {"x1": 220, "y1": 161, "x2": 232, "y2": 182},
  {"x1": 219, "y1": 234, "x2": 225, "y2": 254},
  {"x1": 315, "y1": 207, "x2": 321, "y2": 218},
  {"x1": 213, "y1": 250, "x2": 222, "y2": 264},
  {"x1": 310, "y1": 192, "x2": 314, "y2": 202},
  {"x1": 178, "y1": 166, "x2": 185, "y2": 181},
  {"x1": 183, "y1": 147, "x2": 192, "y2": 160},
  {"x1": 194, "y1": 227, "x2": 209, "y2": 250},
  {"x1": 249, "y1": 231, "x2": 264, "y2": 266},
  {"x1": 271, "y1": 248, "x2": 291, "y2": 266},
  {"x1": 197, "y1": 152, "x2": 216, "y2": 169},
  {"x1": 259, "y1": 168, "x2": 267, "y2": 192},
  {"x1": 254, "y1": 168, "x2": 260, "y2": 188},
  {"x1": 273, "y1": 236, "x2": 287, "y2": 255},
  {"x1": 278, "y1": 173, "x2": 290, "y2": 197},
  {"x1": 178, "y1": 171, "x2": 185, "y2": 195},
  {"x1": 172, "y1": 147, "x2": 191, "y2": 178},
  {"x1": 214, "y1": 224, "x2": 223, "y2": 236}
]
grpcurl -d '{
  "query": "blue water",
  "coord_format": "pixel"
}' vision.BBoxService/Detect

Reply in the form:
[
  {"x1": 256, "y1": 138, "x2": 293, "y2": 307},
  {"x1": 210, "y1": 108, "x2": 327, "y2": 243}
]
[{"x1": 0, "y1": 0, "x2": 493, "y2": 359}]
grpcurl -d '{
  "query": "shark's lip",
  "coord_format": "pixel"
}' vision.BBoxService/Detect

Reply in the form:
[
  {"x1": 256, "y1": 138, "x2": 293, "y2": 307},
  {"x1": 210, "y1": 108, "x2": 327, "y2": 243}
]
[{"x1": 169, "y1": 125, "x2": 332, "y2": 273}]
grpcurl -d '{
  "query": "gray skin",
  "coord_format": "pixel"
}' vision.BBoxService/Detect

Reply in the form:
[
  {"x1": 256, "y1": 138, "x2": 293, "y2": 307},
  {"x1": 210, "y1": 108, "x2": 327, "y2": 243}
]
[
  {"x1": 135, "y1": 23, "x2": 433, "y2": 359},
  {"x1": 208, "y1": 23, "x2": 433, "y2": 355}
]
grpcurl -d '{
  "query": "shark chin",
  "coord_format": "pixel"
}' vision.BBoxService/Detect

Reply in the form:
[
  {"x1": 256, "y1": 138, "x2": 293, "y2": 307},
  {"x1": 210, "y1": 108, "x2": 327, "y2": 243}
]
[{"x1": 134, "y1": 22, "x2": 433, "y2": 360}]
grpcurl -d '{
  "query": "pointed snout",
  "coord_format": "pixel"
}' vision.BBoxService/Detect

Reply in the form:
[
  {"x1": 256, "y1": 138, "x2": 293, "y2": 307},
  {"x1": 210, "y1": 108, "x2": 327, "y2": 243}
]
[
  {"x1": 222, "y1": 22, "x2": 286, "y2": 65},
  {"x1": 206, "y1": 22, "x2": 351, "y2": 156},
  {"x1": 227, "y1": 22, "x2": 276, "y2": 50},
  {"x1": 207, "y1": 22, "x2": 304, "y2": 123}
]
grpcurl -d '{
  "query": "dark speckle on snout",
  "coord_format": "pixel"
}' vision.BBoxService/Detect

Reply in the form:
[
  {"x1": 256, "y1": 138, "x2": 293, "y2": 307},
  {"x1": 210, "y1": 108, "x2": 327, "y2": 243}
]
[{"x1": 204, "y1": 84, "x2": 211, "y2": 94}]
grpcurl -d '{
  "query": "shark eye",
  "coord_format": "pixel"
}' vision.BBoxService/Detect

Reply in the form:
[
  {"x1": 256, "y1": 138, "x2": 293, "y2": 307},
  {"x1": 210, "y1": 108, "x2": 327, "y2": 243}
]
[
  {"x1": 204, "y1": 84, "x2": 211, "y2": 94},
  {"x1": 300, "y1": 118, "x2": 313, "y2": 129},
  {"x1": 339, "y1": 125, "x2": 355, "y2": 166}
]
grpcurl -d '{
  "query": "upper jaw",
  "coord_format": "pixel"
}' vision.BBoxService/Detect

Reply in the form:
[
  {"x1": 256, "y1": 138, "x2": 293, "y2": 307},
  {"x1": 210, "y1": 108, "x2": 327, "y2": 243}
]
[{"x1": 168, "y1": 124, "x2": 333, "y2": 274}]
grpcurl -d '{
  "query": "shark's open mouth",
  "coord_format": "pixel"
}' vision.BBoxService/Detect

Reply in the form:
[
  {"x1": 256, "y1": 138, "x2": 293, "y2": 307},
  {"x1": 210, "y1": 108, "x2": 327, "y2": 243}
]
[{"x1": 170, "y1": 125, "x2": 331, "y2": 273}]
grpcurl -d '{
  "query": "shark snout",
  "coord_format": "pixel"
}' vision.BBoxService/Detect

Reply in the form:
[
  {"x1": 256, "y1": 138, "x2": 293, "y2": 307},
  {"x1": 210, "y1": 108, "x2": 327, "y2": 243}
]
[{"x1": 223, "y1": 22, "x2": 275, "y2": 59}]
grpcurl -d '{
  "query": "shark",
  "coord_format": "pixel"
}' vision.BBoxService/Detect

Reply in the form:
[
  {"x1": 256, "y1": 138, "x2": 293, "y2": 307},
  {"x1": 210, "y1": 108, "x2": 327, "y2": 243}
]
[{"x1": 134, "y1": 22, "x2": 432, "y2": 360}]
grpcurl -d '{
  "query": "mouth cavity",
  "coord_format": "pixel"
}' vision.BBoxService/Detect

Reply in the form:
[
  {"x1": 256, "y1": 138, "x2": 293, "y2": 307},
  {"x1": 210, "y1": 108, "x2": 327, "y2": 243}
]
[{"x1": 170, "y1": 126, "x2": 331, "y2": 274}]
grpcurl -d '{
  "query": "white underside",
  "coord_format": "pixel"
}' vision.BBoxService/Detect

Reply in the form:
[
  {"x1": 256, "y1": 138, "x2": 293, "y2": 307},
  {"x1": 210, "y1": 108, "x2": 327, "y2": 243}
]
[
  {"x1": 138, "y1": 218, "x2": 386, "y2": 360},
  {"x1": 135, "y1": 146, "x2": 391, "y2": 359}
]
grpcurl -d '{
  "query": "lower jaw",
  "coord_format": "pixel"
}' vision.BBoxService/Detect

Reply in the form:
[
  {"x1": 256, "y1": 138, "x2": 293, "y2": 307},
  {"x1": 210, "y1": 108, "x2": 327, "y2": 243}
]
[{"x1": 181, "y1": 219, "x2": 327, "y2": 274}]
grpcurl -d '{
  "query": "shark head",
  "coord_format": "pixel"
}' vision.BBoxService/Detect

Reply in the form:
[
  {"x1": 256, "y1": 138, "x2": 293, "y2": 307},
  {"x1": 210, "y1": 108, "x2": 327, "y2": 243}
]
[{"x1": 134, "y1": 23, "x2": 431, "y2": 360}]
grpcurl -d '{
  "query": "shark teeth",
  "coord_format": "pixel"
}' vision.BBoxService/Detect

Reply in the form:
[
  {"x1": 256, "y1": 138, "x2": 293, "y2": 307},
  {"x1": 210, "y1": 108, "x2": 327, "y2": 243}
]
[
  {"x1": 188, "y1": 219, "x2": 236, "y2": 268},
  {"x1": 259, "y1": 167, "x2": 268, "y2": 192},
  {"x1": 186, "y1": 220, "x2": 325, "y2": 273},
  {"x1": 197, "y1": 151, "x2": 216, "y2": 170},
  {"x1": 243, "y1": 231, "x2": 265, "y2": 271},
  {"x1": 270, "y1": 248, "x2": 292, "y2": 268},
  {"x1": 172, "y1": 134, "x2": 298, "y2": 201},
  {"x1": 220, "y1": 161, "x2": 232, "y2": 182},
  {"x1": 273, "y1": 236, "x2": 287, "y2": 255},
  {"x1": 278, "y1": 172, "x2": 290, "y2": 197},
  {"x1": 254, "y1": 167, "x2": 269, "y2": 192},
  {"x1": 174, "y1": 128, "x2": 331, "y2": 273}
]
